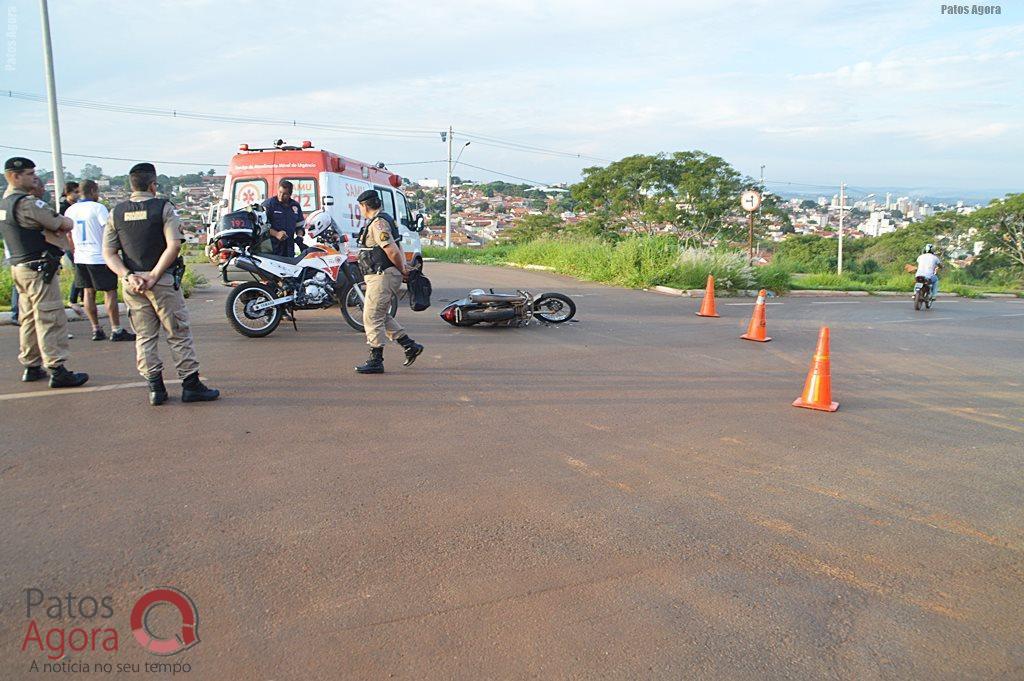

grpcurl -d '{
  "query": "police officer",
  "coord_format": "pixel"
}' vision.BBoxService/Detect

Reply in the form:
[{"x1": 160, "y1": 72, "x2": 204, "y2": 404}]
[
  {"x1": 354, "y1": 189, "x2": 423, "y2": 374},
  {"x1": 262, "y1": 180, "x2": 304, "y2": 256},
  {"x1": 102, "y1": 162, "x2": 219, "y2": 405},
  {"x1": 0, "y1": 157, "x2": 88, "y2": 387}
]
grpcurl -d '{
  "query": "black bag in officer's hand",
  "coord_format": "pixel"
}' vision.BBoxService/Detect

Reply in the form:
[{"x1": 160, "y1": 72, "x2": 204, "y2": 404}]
[{"x1": 407, "y1": 268, "x2": 432, "y2": 311}]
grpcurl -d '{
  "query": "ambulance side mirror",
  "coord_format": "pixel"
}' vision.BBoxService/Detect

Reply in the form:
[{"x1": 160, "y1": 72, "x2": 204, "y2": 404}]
[
  {"x1": 323, "y1": 195, "x2": 335, "y2": 206},
  {"x1": 414, "y1": 214, "x2": 426, "y2": 233}
]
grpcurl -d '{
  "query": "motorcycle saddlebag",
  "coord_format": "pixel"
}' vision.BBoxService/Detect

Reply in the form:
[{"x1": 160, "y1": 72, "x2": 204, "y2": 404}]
[{"x1": 407, "y1": 269, "x2": 432, "y2": 311}]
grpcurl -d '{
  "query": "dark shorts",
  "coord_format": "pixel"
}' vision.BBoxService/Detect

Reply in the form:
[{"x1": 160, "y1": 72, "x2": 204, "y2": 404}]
[{"x1": 74, "y1": 263, "x2": 118, "y2": 291}]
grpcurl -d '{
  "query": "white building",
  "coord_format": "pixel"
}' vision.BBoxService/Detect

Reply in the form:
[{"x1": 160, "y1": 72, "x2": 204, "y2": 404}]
[
  {"x1": 861, "y1": 210, "x2": 898, "y2": 237},
  {"x1": 416, "y1": 178, "x2": 441, "y2": 188}
]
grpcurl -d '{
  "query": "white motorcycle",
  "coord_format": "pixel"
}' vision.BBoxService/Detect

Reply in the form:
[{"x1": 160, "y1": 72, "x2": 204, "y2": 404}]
[{"x1": 210, "y1": 206, "x2": 398, "y2": 337}]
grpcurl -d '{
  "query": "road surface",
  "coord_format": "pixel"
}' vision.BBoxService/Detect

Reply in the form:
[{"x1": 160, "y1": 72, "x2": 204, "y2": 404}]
[{"x1": 1, "y1": 262, "x2": 1022, "y2": 679}]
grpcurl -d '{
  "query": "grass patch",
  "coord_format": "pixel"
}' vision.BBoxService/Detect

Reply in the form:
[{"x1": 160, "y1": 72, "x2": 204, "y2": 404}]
[{"x1": 1, "y1": 263, "x2": 208, "y2": 310}]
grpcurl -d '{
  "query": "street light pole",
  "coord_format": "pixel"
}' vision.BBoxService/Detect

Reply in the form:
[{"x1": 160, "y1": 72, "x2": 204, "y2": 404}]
[
  {"x1": 837, "y1": 181, "x2": 846, "y2": 275},
  {"x1": 38, "y1": 0, "x2": 65, "y2": 200},
  {"x1": 444, "y1": 125, "x2": 453, "y2": 249}
]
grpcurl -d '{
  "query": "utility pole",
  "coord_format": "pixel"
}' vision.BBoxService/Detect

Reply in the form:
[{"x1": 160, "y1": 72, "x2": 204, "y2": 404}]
[
  {"x1": 444, "y1": 125, "x2": 453, "y2": 249},
  {"x1": 837, "y1": 181, "x2": 846, "y2": 275},
  {"x1": 39, "y1": 0, "x2": 65, "y2": 200}
]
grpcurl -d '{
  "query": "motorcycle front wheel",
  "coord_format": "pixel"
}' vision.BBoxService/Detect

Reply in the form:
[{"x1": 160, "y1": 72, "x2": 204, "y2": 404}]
[
  {"x1": 533, "y1": 293, "x2": 576, "y2": 323},
  {"x1": 339, "y1": 282, "x2": 399, "y2": 332},
  {"x1": 226, "y1": 282, "x2": 283, "y2": 337}
]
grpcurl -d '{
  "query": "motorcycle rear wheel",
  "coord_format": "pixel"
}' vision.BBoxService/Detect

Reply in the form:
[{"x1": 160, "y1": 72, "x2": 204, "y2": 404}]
[
  {"x1": 533, "y1": 293, "x2": 576, "y2": 323},
  {"x1": 340, "y1": 282, "x2": 399, "y2": 332},
  {"x1": 227, "y1": 282, "x2": 283, "y2": 337},
  {"x1": 914, "y1": 289, "x2": 924, "y2": 311}
]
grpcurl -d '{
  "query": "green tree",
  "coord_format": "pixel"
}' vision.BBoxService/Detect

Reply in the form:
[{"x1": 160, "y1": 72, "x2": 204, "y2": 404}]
[
  {"x1": 570, "y1": 151, "x2": 750, "y2": 245},
  {"x1": 662, "y1": 151, "x2": 747, "y2": 246},
  {"x1": 80, "y1": 163, "x2": 103, "y2": 180},
  {"x1": 571, "y1": 154, "x2": 676, "y2": 236},
  {"x1": 502, "y1": 214, "x2": 564, "y2": 243},
  {"x1": 971, "y1": 193, "x2": 1024, "y2": 271}
]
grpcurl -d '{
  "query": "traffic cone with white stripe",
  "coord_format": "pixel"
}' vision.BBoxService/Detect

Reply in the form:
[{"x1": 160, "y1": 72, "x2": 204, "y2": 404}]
[
  {"x1": 793, "y1": 326, "x2": 839, "y2": 412},
  {"x1": 696, "y1": 275, "x2": 720, "y2": 317},
  {"x1": 740, "y1": 289, "x2": 771, "y2": 342}
]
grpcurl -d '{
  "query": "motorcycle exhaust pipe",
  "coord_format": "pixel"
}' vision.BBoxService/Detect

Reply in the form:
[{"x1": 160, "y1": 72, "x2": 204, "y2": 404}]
[{"x1": 234, "y1": 258, "x2": 260, "y2": 275}]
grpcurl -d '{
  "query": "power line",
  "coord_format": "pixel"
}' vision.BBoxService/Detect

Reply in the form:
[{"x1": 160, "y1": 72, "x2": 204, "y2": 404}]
[
  {"x1": 4, "y1": 90, "x2": 614, "y2": 163},
  {"x1": 3, "y1": 90, "x2": 439, "y2": 141},
  {"x1": 0, "y1": 143, "x2": 226, "y2": 168},
  {"x1": 460, "y1": 131, "x2": 612, "y2": 163},
  {"x1": 453, "y1": 162, "x2": 555, "y2": 187},
  {"x1": 385, "y1": 159, "x2": 447, "y2": 166}
]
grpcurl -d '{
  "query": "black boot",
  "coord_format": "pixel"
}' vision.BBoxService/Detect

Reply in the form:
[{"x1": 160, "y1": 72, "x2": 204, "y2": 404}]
[
  {"x1": 148, "y1": 372, "x2": 168, "y2": 406},
  {"x1": 181, "y1": 372, "x2": 220, "y2": 403},
  {"x1": 397, "y1": 335, "x2": 424, "y2": 367},
  {"x1": 49, "y1": 365, "x2": 89, "y2": 389},
  {"x1": 22, "y1": 365, "x2": 47, "y2": 382},
  {"x1": 355, "y1": 346, "x2": 384, "y2": 374}
]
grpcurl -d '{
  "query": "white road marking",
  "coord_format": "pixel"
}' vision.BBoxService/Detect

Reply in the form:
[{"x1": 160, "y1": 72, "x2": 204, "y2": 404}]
[
  {"x1": 1000, "y1": 313, "x2": 1024, "y2": 317},
  {"x1": 723, "y1": 302, "x2": 783, "y2": 305},
  {"x1": 0, "y1": 379, "x2": 184, "y2": 402},
  {"x1": 871, "y1": 317, "x2": 955, "y2": 324},
  {"x1": 809, "y1": 301, "x2": 868, "y2": 304}
]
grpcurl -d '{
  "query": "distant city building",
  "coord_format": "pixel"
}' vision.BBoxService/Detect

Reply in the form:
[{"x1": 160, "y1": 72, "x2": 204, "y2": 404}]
[
  {"x1": 861, "y1": 210, "x2": 898, "y2": 237},
  {"x1": 416, "y1": 179, "x2": 441, "y2": 188}
]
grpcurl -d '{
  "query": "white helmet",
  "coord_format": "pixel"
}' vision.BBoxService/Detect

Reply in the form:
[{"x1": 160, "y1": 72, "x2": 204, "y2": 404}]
[{"x1": 305, "y1": 209, "x2": 337, "y2": 241}]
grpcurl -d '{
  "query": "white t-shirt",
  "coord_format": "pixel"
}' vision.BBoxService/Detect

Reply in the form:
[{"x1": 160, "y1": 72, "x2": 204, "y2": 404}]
[
  {"x1": 916, "y1": 253, "x2": 941, "y2": 277},
  {"x1": 65, "y1": 200, "x2": 110, "y2": 265}
]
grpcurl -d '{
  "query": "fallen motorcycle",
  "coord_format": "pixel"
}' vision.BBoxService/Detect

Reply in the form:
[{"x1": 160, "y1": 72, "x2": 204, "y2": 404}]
[{"x1": 440, "y1": 289, "x2": 576, "y2": 327}]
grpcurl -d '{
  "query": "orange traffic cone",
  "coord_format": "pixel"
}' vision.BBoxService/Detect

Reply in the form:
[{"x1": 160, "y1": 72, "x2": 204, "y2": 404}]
[
  {"x1": 793, "y1": 326, "x2": 839, "y2": 412},
  {"x1": 740, "y1": 289, "x2": 771, "y2": 342},
  {"x1": 696, "y1": 275, "x2": 720, "y2": 317}
]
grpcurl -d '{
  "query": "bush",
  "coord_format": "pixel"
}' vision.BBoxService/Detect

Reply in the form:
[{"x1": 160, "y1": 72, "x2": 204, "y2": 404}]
[
  {"x1": 754, "y1": 264, "x2": 793, "y2": 293},
  {"x1": 665, "y1": 248, "x2": 756, "y2": 291}
]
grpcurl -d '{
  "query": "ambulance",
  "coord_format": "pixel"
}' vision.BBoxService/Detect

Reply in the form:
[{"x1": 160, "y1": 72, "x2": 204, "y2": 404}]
[{"x1": 214, "y1": 139, "x2": 425, "y2": 267}]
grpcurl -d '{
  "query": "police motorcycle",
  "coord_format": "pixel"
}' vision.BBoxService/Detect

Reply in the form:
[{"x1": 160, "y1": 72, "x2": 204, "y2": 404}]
[
  {"x1": 440, "y1": 288, "x2": 576, "y2": 327},
  {"x1": 212, "y1": 205, "x2": 397, "y2": 337},
  {"x1": 913, "y1": 276, "x2": 934, "y2": 311}
]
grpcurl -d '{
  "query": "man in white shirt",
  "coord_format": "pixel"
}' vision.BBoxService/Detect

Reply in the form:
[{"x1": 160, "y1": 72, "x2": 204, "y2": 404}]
[
  {"x1": 915, "y1": 243, "x2": 942, "y2": 300},
  {"x1": 65, "y1": 180, "x2": 134, "y2": 341}
]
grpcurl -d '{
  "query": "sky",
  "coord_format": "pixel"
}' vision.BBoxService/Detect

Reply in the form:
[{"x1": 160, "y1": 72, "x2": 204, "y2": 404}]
[{"x1": 1, "y1": 0, "x2": 1021, "y2": 198}]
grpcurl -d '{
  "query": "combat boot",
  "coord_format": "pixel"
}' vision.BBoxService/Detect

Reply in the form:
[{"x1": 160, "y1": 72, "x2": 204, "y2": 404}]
[
  {"x1": 49, "y1": 365, "x2": 89, "y2": 389},
  {"x1": 147, "y1": 372, "x2": 168, "y2": 406},
  {"x1": 22, "y1": 365, "x2": 47, "y2": 382},
  {"x1": 396, "y1": 335, "x2": 424, "y2": 366},
  {"x1": 181, "y1": 372, "x2": 220, "y2": 403},
  {"x1": 355, "y1": 346, "x2": 385, "y2": 374}
]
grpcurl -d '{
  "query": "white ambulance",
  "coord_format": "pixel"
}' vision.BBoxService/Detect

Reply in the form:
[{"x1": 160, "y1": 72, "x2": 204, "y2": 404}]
[{"x1": 217, "y1": 140, "x2": 425, "y2": 267}]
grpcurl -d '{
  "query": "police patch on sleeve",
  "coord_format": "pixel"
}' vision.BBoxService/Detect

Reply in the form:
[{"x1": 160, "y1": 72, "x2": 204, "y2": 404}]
[
  {"x1": 376, "y1": 227, "x2": 391, "y2": 244},
  {"x1": 35, "y1": 199, "x2": 47, "y2": 209}
]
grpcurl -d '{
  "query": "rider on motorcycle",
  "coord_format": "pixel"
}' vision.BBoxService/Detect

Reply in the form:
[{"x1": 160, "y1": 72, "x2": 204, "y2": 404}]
[{"x1": 915, "y1": 243, "x2": 941, "y2": 300}]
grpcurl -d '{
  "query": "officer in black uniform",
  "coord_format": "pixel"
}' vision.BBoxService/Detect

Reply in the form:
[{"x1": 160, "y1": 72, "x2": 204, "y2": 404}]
[
  {"x1": 102, "y1": 162, "x2": 219, "y2": 405},
  {"x1": 0, "y1": 157, "x2": 88, "y2": 387}
]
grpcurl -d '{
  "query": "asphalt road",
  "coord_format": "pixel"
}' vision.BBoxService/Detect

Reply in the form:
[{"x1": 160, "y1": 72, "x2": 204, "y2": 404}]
[{"x1": 1, "y1": 262, "x2": 1022, "y2": 680}]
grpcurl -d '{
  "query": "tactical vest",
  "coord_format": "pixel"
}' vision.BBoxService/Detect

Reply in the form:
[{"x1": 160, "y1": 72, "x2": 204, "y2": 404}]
[
  {"x1": 111, "y1": 199, "x2": 168, "y2": 273},
  {"x1": 0, "y1": 192, "x2": 61, "y2": 265},
  {"x1": 357, "y1": 213, "x2": 399, "y2": 274}
]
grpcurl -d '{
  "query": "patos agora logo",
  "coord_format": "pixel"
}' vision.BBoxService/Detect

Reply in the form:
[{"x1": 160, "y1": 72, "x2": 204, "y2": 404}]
[{"x1": 21, "y1": 586, "x2": 199, "y2": 662}]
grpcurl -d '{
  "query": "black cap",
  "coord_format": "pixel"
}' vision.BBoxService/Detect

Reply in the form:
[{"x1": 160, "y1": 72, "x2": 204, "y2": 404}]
[
  {"x1": 356, "y1": 189, "x2": 378, "y2": 203},
  {"x1": 129, "y1": 162, "x2": 156, "y2": 174},
  {"x1": 4, "y1": 157, "x2": 35, "y2": 172}
]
